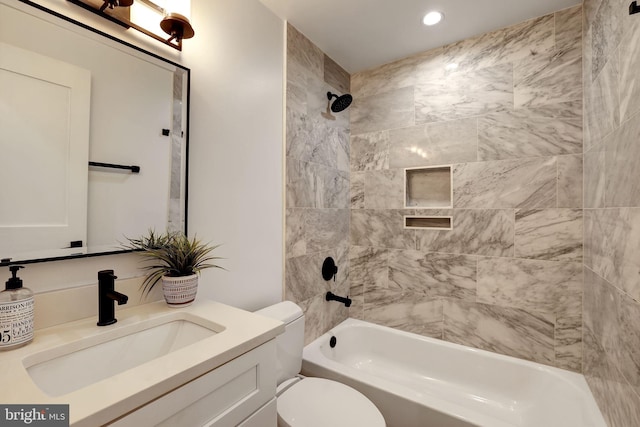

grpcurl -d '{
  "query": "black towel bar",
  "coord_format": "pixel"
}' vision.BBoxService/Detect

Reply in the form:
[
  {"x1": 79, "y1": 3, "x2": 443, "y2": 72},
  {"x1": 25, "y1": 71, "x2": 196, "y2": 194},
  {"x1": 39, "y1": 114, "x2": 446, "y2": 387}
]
[{"x1": 89, "y1": 161, "x2": 140, "y2": 173}]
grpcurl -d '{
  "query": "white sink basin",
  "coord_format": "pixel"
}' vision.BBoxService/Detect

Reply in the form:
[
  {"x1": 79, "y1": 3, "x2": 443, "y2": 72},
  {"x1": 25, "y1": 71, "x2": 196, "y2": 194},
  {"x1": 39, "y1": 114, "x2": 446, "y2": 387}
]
[{"x1": 24, "y1": 317, "x2": 220, "y2": 397}]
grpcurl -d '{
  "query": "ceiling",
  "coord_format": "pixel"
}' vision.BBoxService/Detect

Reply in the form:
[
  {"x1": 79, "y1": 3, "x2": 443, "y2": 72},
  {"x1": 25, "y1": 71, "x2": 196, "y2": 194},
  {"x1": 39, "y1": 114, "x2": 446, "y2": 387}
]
[{"x1": 258, "y1": 0, "x2": 581, "y2": 73}]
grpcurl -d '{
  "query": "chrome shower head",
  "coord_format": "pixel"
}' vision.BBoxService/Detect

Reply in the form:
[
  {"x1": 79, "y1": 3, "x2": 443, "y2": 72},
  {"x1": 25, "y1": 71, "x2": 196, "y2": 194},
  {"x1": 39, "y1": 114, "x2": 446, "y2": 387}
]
[{"x1": 327, "y1": 92, "x2": 353, "y2": 113}]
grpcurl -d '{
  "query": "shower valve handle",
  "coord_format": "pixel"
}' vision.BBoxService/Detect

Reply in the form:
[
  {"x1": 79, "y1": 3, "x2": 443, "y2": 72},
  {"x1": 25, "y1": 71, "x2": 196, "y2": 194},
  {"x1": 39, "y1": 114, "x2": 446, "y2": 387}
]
[{"x1": 322, "y1": 257, "x2": 338, "y2": 281}]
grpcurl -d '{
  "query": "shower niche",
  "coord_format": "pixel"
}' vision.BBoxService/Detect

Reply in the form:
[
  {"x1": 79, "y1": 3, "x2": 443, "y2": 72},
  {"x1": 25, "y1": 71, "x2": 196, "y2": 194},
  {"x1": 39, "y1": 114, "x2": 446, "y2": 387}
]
[
  {"x1": 404, "y1": 216, "x2": 452, "y2": 230},
  {"x1": 404, "y1": 165, "x2": 452, "y2": 230}
]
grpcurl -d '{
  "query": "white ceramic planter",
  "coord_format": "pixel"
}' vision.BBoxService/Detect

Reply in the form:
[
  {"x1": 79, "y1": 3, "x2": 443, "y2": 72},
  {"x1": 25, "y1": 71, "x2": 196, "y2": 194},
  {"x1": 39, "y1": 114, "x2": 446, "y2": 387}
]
[{"x1": 162, "y1": 274, "x2": 198, "y2": 307}]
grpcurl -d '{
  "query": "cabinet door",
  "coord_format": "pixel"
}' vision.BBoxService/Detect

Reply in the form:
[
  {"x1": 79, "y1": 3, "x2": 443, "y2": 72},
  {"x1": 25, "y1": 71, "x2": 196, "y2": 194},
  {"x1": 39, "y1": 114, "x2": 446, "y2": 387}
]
[
  {"x1": 109, "y1": 340, "x2": 277, "y2": 427},
  {"x1": 0, "y1": 42, "x2": 90, "y2": 260},
  {"x1": 237, "y1": 398, "x2": 276, "y2": 427}
]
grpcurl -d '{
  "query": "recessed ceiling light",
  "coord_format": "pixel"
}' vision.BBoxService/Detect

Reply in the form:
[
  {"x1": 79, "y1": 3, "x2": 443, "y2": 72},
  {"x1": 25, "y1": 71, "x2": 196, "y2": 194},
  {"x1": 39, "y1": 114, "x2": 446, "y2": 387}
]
[{"x1": 423, "y1": 11, "x2": 443, "y2": 26}]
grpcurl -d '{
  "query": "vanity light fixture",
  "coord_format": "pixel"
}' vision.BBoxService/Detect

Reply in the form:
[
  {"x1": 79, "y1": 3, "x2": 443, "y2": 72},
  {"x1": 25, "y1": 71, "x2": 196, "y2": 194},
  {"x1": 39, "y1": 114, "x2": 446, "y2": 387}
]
[
  {"x1": 99, "y1": 0, "x2": 134, "y2": 12},
  {"x1": 160, "y1": 12, "x2": 194, "y2": 43},
  {"x1": 422, "y1": 11, "x2": 444, "y2": 26},
  {"x1": 67, "y1": 0, "x2": 195, "y2": 50}
]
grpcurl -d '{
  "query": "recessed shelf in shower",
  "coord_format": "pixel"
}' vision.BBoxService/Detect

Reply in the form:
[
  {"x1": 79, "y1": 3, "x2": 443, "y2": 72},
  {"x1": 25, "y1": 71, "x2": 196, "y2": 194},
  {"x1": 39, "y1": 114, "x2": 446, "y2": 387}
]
[
  {"x1": 404, "y1": 165, "x2": 453, "y2": 230},
  {"x1": 404, "y1": 216, "x2": 452, "y2": 230},
  {"x1": 404, "y1": 165, "x2": 452, "y2": 208}
]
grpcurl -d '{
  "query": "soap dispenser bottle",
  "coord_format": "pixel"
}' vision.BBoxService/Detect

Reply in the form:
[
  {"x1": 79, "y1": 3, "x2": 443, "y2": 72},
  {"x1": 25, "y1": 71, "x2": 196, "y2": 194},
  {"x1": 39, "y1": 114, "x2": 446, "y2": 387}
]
[{"x1": 0, "y1": 266, "x2": 34, "y2": 350}]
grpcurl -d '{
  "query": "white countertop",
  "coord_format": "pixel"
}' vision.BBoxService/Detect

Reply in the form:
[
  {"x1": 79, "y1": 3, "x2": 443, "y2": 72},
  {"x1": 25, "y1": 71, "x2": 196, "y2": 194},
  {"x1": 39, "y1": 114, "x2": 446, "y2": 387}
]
[{"x1": 0, "y1": 299, "x2": 284, "y2": 426}]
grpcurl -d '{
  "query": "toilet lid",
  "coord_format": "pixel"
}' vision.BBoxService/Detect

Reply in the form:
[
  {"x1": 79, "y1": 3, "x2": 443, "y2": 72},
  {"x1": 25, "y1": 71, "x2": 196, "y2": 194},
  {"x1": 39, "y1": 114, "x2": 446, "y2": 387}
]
[{"x1": 277, "y1": 377, "x2": 386, "y2": 427}]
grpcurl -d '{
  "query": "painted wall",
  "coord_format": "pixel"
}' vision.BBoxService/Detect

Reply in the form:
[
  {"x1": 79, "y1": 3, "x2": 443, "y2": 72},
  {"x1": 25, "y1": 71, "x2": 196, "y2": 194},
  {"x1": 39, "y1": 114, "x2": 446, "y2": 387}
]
[
  {"x1": 348, "y1": 6, "x2": 584, "y2": 372},
  {"x1": 185, "y1": 0, "x2": 284, "y2": 310},
  {"x1": 6, "y1": 0, "x2": 285, "y2": 324},
  {"x1": 284, "y1": 25, "x2": 351, "y2": 344},
  {"x1": 583, "y1": 0, "x2": 640, "y2": 423}
]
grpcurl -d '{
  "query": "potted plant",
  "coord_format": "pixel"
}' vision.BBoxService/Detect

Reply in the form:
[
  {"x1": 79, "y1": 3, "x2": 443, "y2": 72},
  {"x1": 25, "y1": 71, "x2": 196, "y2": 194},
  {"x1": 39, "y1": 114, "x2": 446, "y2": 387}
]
[{"x1": 124, "y1": 229, "x2": 223, "y2": 307}]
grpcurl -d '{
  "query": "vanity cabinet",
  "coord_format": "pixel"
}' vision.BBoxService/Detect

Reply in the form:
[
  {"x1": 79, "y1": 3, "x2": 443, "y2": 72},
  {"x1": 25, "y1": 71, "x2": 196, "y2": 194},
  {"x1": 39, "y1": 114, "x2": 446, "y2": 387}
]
[{"x1": 109, "y1": 340, "x2": 277, "y2": 427}]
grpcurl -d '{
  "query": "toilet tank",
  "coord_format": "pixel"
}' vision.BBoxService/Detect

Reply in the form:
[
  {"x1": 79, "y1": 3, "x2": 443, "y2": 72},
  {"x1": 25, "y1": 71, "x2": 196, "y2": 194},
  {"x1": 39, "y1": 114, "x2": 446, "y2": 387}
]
[{"x1": 255, "y1": 301, "x2": 304, "y2": 385}]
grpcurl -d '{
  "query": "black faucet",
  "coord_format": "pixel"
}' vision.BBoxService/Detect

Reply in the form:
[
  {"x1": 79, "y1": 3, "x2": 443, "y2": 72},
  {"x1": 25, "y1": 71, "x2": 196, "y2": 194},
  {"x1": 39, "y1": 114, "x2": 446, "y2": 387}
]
[
  {"x1": 97, "y1": 270, "x2": 128, "y2": 326},
  {"x1": 326, "y1": 291, "x2": 352, "y2": 307}
]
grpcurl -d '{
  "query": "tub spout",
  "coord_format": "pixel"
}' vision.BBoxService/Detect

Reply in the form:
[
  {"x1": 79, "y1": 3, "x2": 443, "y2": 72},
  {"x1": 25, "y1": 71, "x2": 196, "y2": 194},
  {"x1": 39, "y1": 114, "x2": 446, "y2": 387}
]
[{"x1": 326, "y1": 291, "x2": 351, "y2": 307}]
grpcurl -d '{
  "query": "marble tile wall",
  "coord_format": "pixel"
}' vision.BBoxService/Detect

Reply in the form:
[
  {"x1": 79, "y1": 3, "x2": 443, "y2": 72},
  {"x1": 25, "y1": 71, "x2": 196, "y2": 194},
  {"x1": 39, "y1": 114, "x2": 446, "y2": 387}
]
[
  {"x1": 349, "y1": 5, "x2": 584, "y2": 372},
  {"x1": 285, "y1": 25, "x2": 351, "y2": 344},
  {"x1": 583, "y1": 0, "x2": 640, "y2": 423},
  {"x1": 168, "y1": 69, "x2": 186, "y2": 233}
]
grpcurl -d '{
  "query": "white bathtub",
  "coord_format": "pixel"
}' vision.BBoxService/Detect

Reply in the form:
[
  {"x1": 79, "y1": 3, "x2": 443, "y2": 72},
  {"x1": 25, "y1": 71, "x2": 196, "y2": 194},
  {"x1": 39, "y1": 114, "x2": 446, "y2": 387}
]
[{"x1": 302, "y1": 318, "x2": 606, "y2": 427}]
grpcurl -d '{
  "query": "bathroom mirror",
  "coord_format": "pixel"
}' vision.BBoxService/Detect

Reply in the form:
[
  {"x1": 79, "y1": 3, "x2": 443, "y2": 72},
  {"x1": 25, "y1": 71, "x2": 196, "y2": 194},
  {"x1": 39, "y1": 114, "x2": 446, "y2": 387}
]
[{"x1": 0, "y1": 0, "x2": 189, "y2": 265}]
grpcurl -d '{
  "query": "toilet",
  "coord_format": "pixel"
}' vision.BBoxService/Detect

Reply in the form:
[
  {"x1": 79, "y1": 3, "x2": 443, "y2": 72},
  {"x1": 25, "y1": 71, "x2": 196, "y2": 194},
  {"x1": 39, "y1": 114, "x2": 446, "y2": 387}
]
[{"x1": 256, "y1": 301, "x2": 386, "y2": 427}]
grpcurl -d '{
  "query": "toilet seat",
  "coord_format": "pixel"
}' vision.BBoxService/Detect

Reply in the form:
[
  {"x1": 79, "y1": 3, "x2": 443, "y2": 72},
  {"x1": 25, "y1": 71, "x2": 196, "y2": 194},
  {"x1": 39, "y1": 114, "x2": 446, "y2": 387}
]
[{"x1": 277, "y1": 377, "x2": 386, "y2": 427}]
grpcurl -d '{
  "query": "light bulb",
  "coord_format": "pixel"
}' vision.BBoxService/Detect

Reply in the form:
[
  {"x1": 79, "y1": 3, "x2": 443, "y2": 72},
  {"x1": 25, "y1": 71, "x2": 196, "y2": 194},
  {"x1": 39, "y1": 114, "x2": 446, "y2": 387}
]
[
  {"x1": 164, "y1": 0, "x2": 190, "y2": 18},
  {"x1": 423, "y1": 11, "x2": 443, "y2": 26}
]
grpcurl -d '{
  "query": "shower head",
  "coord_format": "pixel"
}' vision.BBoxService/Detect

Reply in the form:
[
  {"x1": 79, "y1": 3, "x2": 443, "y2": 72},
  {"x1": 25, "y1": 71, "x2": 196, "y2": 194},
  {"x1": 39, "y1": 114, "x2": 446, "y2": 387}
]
[{"x1": 327, "y1": 92, "x2": 353, "y2": 113}]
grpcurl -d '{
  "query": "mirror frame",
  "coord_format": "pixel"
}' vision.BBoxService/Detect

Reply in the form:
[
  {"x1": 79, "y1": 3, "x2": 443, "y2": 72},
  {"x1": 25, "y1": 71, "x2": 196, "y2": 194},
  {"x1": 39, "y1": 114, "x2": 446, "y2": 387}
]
[{"x1": 0, "y1": 0, "x2": 190, "y2": 267}]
